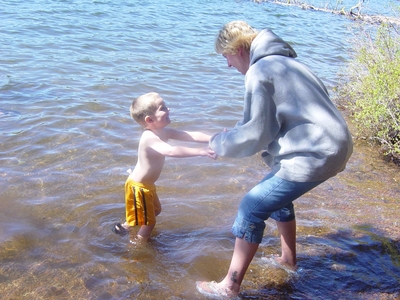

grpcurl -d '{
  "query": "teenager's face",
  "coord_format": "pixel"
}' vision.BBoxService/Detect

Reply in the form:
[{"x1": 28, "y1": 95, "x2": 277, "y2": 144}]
[
  {"x1": 150, "y1": 95, "x2": 170, "y2": 127},
  {"x1": 223, "y1": 48, "x2": 250, "y2": 75}
]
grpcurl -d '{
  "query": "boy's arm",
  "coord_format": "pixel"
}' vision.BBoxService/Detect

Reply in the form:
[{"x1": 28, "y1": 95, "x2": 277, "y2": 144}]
[
  {"x1": 167, "y1": 128, "x2": 211, "y2": 143},
  {"x1": 149, "y1": 134, "x2": 216, "y2": 159}
]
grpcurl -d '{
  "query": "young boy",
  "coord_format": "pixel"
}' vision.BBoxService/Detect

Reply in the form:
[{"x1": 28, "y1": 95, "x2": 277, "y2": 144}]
[{"x1": 112, "y1": 92, "x2": 216, "y2": 244}]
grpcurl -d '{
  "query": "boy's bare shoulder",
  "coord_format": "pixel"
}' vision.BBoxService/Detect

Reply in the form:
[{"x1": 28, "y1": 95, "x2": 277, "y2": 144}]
[
  {"x1": 139, "y1": 129, "x2": 167, "y2": 146},
  {"x1": 139, "y1": 130, "x2": 158, "y2": 144},
  {"x1": 141, "y1": 128, "x2": 174, "y2": 141},
  {"x1": 138, "y1": 129, "x2": 169, "y2": 159}
]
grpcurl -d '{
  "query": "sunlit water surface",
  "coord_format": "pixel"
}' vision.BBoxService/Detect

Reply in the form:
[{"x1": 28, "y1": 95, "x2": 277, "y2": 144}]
[{"x1": 1, "y1": 0, "x2": 399, "y2": 299}]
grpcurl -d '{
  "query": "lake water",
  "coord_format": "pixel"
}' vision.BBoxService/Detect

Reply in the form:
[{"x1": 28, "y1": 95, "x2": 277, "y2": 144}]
[{"x1": 1, "y1": 0, "x2": 399, "y2": 299}]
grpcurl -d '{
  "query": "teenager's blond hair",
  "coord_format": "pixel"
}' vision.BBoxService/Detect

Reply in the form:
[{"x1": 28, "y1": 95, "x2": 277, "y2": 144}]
[
  {"x1": 215, "y1": 20, "x2": 258, "y2": 55},
  {"x1": 130, "y1": 92, "x2": 159, "y2": 126}
]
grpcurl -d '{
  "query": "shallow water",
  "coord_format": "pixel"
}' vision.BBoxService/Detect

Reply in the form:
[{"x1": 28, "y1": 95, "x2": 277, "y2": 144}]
[{"x1": 1, "y1": 0, "x2": 399, "y2": 299}]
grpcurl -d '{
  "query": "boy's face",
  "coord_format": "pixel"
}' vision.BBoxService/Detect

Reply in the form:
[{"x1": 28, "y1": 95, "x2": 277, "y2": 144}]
[{"x1": 148, "y1": 95, "x2": 170, "y2": 128}]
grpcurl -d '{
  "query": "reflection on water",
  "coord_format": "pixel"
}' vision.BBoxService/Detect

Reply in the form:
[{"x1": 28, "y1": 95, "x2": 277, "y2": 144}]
[{"x1": 1, "y1": 0, "x2": 399, "y2": 299}]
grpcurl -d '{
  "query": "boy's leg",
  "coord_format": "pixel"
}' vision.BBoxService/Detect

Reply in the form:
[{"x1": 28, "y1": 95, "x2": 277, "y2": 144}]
[
  {"x1": 153, "y1": 193, "x2": 162, "y2": 216},
  {"x1": 135, "y1": 190, "x2": 160, "y2": 242},
  {"x1": 135, "y1": 224, "x2": 155, "y2": 243},
  {"x1": 276, "y1": 219, "x2": 297, "y2": 267}
]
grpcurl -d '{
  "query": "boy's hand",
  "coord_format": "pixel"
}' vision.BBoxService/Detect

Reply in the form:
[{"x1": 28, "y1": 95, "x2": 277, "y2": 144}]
[{"x1": 207, "y1": 147, "x2": 218, "y2": 160}]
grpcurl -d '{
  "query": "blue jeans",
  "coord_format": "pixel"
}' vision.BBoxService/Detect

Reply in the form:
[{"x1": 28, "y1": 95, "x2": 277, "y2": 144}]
[{"x1": 232, "y1": 173, "x2": 324, "y2": 244}]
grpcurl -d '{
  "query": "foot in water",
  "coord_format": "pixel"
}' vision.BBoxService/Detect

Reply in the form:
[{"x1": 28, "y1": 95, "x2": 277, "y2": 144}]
[
  {"x1": 112, "y1": 223, "x2": 129, "y2": 236},
  {"x1": 261, "y1": 255, "x2": 298, "y2": 273},
  {"x1": 196, "y1": 281, "x2": 240, "y2": 300}
]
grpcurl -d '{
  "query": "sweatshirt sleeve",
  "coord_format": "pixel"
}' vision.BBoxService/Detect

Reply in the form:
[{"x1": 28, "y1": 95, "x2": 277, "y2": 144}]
[{"x1": 210, "y1": 92, "x2": 279, "y2": 158}]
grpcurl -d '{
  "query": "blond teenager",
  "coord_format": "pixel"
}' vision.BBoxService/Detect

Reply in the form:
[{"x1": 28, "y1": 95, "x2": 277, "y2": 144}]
[{"x1": 196, "y1": 21, "x2": 352, "y2": 298}]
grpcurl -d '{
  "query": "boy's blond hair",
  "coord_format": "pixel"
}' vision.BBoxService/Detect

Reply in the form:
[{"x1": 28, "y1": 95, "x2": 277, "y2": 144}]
[
  {"x1": 215, "y1": 20, "x2": 258, "y2": 55},
  {"x1": 130, "y1": 92, "x2": 159, "y2": 126}
]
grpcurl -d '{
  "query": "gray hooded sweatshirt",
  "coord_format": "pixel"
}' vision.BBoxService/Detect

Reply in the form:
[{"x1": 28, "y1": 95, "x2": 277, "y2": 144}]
[{"x1": 210, "y1": 29, "x2": 353, "y2": 182}]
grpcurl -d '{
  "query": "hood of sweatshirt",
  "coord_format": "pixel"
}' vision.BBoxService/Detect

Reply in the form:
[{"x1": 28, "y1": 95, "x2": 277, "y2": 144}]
[{"x1": 249, "y1": 29, "x2": 297, "y2": 65}]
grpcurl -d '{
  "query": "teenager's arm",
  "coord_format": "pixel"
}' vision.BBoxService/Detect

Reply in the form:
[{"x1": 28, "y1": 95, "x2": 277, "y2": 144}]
[{"x1": 167, "y1": 128, "x2": 211, "y2": 143}]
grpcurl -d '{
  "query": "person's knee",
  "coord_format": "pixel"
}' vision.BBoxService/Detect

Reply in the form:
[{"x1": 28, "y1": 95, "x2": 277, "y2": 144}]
[
  {"x1": 232, "y1": 217, "x2": 265, "y2": 244},
  {"x1": 270, "y1": 204, "x2": 295, "y2": 222}
]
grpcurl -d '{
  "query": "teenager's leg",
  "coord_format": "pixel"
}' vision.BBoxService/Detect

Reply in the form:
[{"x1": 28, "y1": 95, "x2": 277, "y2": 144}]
[
  {"x1": 196, "y1": 237, "x2": 259, "y2": 296},
  {"x1": 202, "y1": 174, "x2": 287, "y2": 295},
  {"x1": 197, "y1": 176, "x2": 323, "y2": 297},
  {"x1": 219, "y1": 238, "x2": 259, "y2": 292},
  {"x1": 276, "y1": 219, "x2": 297, "y2": 267}
]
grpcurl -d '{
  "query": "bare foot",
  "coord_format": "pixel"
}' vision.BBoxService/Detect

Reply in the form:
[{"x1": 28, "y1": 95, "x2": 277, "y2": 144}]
[
  {"x1": 275, "y1": 256, "x2": 297, "y2": 271},
  {"x1": 196, "y1": 281, "x2": 239, "y2": 300},
  {"x1": 262, "y1": 255, "x2": 297, "y2": 273},
  {"x1": 129, "y1": 235, "x2": 148, "y2": 245}
]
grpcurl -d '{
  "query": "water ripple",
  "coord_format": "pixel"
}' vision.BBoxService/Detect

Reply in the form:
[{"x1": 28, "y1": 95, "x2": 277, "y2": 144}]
[{"x1": 1, "y1": 0, "x2": 399, "y2": 299}]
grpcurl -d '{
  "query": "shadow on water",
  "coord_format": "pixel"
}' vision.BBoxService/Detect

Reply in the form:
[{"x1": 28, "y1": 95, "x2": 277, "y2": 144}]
[{"x1": 240, "y1": 227, "x2": 400, "y2": 300}]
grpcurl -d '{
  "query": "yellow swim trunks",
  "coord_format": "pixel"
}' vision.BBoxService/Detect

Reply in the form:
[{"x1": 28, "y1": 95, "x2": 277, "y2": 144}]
[{"x1": 125, "y1": 178, "x2": 160, "y2": 227}]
